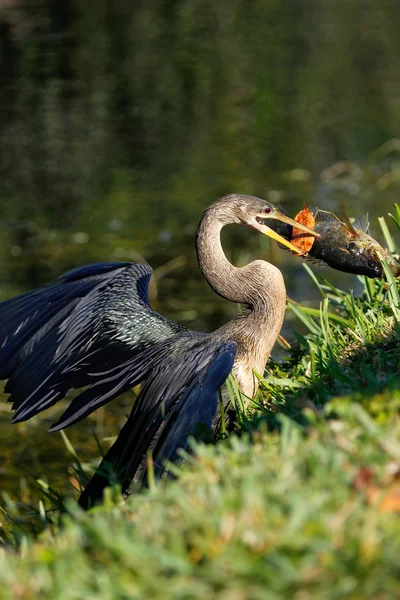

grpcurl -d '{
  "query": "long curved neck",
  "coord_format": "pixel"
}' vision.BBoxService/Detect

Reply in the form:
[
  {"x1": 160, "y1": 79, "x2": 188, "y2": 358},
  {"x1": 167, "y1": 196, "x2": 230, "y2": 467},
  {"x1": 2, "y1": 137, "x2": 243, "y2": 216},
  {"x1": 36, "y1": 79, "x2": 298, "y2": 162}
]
[
  {"x1": 196, "y1": 207, "x2": 285, "y2": 310},
  {"x1": 195, "y1": 206, "x2": 287, "y2": 397},
  {"x1": 196, "y1": 208, "x2": 245, "y2": 303}
]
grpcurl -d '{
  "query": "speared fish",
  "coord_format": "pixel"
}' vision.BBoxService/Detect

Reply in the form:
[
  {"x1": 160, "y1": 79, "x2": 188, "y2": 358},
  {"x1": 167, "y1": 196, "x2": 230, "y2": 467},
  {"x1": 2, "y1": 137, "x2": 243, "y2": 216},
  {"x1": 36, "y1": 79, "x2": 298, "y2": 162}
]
[{"x1": 268, "y1": 206, "x2": 400, "y2": 278}]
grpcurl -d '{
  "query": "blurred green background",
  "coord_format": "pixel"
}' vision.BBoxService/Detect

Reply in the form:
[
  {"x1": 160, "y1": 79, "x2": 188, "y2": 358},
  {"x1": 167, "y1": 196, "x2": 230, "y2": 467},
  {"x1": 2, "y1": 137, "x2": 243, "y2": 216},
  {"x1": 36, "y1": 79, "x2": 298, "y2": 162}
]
[{"x1": 1, "y1": 0, "x2": 400, "y2": 503}]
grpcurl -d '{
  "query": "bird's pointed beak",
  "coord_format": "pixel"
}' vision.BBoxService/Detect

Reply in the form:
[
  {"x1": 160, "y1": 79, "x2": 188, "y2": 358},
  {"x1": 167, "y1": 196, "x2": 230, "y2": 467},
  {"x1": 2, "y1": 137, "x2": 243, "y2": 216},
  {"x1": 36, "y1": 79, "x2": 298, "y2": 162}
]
[{"x1": 254, "y1": 210, "x2": 319, "y2": 255}]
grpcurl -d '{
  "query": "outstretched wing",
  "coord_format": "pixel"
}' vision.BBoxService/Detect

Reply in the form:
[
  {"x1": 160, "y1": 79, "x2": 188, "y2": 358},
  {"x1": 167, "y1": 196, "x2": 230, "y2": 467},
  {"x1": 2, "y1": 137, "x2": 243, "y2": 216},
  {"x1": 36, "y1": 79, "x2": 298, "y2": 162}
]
[
  {"x1": 78, "y1": 337, "x2": 236, "y2": 509},
  {"x1": 0, "y1": 262, "x2": 186, "y2": 426}
]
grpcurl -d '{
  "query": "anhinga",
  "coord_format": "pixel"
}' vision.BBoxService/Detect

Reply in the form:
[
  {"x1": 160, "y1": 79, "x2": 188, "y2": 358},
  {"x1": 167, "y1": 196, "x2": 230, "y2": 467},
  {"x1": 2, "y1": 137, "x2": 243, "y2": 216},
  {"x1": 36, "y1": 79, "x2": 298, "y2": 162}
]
[{"x1": 0, "y1": 194, "x2": 317, "y2": 507}]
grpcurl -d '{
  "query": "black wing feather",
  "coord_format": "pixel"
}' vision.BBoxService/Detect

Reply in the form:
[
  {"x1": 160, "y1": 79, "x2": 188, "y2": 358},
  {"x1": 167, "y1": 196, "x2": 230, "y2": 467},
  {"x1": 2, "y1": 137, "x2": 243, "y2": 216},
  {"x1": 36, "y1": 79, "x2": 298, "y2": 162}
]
[
  {"x1": 0, "y1": 263, "x2": 131, "y2": 378},
  {"x1": 78, "y1": 338, "x2": 235, "y2": 508},
  {"x1": 151, "y1": 345, "x2": 235, "y2": 471},
  {"x1": 59, "y1": 262, "x2": 132, "y2": 281},
  {"x1": 0, "y1": 262, "x2": 185, "y2": 426},
  {"x1": 48, "y1": 342, "x2": 176, "y2": 430}
]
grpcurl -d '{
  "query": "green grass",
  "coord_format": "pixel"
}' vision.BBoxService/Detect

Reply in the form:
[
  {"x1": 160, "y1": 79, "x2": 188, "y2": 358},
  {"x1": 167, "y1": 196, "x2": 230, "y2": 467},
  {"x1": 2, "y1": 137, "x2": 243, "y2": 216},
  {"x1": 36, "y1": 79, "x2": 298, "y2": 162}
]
[{"x1": 1, "y1": 215, "x2": 400, "y2": 599}]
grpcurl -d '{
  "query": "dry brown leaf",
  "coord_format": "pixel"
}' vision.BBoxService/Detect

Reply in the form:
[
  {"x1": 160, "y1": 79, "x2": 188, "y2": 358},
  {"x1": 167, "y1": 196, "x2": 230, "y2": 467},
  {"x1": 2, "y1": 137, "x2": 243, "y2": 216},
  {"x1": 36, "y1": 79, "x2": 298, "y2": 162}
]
[
  {"x1": 379, "y1": 484, "x2": 400, "y2": 513},
  {"x1": 352, "y1": 466, "x2": 400, "y2": 513},
  {"x1": 291, "y1": 206, "x2": 316, "y2": 253},
  {"x1": 352, "y1": 466, "x2": 375, "y2": 491}
]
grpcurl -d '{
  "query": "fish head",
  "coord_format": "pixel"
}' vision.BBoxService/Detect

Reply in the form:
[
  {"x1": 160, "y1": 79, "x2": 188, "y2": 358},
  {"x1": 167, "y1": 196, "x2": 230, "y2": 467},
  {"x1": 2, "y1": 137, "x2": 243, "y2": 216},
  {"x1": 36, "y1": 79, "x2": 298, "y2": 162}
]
[{"x1": 348, "y1": 230, "x2": 400, "y2": 278}]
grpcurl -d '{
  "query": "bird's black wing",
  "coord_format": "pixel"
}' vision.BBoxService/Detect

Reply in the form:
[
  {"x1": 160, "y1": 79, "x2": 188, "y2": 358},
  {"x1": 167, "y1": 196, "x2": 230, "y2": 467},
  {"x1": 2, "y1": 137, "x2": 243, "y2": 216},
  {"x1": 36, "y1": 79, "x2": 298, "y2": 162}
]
[
  {"x1": 0, "y1": 262, "x2": 186, "y2": 426},
  {"x1": 78, "y1": 336, "x2": 236, "y2": 508}
]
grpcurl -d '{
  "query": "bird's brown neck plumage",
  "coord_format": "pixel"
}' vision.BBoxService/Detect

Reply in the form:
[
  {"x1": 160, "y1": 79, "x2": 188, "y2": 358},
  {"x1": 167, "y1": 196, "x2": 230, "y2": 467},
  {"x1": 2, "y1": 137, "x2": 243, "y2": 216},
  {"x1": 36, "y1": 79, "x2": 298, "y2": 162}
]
[{"x1": 195, "y1": 206, "x2": 286, "y2": 397}]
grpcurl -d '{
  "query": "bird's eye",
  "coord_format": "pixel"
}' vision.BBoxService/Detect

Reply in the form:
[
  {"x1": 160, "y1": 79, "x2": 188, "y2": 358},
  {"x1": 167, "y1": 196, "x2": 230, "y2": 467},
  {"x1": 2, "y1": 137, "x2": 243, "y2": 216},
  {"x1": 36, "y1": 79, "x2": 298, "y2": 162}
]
[
  {"x1": 264, "y1": 206, "x2": 272, "y2": 214},
  {"x1": 347, "y1": 241, "x2": 356, "y2": 252}
]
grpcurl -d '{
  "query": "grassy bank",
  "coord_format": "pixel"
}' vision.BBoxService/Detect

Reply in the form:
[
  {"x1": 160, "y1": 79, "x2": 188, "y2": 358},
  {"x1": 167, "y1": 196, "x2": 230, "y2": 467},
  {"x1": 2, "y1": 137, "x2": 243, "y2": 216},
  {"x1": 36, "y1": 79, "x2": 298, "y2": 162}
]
[{"x1": 1, "y1": 216, "x2": 400, "y2": 599}]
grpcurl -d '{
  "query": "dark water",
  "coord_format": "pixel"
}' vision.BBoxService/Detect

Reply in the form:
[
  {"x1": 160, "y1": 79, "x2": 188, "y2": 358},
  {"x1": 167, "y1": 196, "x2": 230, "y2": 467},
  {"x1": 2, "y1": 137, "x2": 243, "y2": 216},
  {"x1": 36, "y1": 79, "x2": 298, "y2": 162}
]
[{"x1": 1, "y1": 0, "x2": 400, "y2": 504}]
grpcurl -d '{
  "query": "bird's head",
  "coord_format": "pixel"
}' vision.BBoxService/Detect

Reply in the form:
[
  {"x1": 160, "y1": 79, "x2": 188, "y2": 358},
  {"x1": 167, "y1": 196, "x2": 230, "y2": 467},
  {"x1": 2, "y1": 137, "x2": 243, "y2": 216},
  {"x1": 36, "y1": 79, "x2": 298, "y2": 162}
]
[{"x1": 212, "y1": 194, "x2": 318, "y2": 254}]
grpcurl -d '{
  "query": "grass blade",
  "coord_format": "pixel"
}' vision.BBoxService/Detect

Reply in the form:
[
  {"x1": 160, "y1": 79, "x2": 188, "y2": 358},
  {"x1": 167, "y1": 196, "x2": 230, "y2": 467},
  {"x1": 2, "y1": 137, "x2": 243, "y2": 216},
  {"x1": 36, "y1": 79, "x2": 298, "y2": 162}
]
[{"x1": 378, "y1": 216, "x2": 397, "y2": 253}]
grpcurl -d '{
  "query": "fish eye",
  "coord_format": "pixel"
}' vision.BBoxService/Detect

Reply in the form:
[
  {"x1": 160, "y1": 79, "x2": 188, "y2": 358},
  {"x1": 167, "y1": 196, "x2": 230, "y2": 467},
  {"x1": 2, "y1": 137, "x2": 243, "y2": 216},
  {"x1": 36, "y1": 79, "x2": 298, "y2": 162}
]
[{"x1": 347, "y1": 241, "x2": 356, "y2": 252}]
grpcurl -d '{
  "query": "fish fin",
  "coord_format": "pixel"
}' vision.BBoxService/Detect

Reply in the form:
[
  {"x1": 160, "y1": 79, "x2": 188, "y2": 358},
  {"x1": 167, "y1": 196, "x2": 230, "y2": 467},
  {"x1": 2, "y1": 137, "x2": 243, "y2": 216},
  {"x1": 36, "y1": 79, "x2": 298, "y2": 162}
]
[
  {"x1": 312, "y1": 208, "x2": 343, "y2": 224},
  {"x1": 341, "y1": 215, "x2": 358, "y2": 238},
  {"x1": 312, "y1": 207, "x2": 370, "y2": 234},
  {"x1": 302, "y1": 255, "x2": 330, "y2": 268},
  {"x1": 315, "y1": 208, "x2": 359, "y2": 238},
  {"x1": 352, "y1": 214, "x2": 370, "y2": 234}
]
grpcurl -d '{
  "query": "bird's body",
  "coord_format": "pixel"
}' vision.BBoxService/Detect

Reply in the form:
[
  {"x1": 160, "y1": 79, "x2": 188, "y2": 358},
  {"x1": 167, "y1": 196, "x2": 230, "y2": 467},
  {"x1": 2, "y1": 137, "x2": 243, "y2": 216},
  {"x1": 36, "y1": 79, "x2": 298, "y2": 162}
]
[{"x1": 0, "y1": 194, "x2": 316, "y2": 507}]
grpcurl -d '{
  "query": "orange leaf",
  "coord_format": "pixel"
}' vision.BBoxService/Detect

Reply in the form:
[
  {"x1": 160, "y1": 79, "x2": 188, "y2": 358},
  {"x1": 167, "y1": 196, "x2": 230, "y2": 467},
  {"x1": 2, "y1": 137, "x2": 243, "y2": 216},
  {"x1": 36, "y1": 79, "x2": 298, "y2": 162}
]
[
  {"x1": 291, "y1": 206, "x2": 316, "y2": 254},
  {"x1": 379, "y1": 484, "x2": 400, "y2": 513}
]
